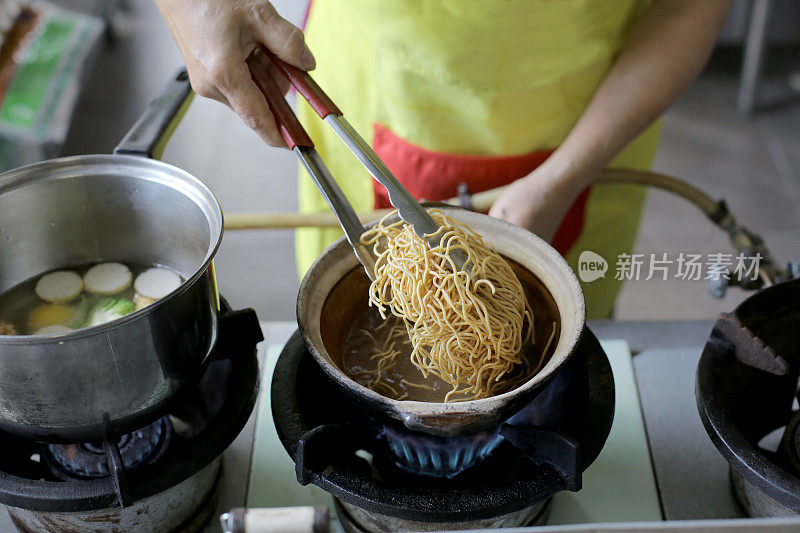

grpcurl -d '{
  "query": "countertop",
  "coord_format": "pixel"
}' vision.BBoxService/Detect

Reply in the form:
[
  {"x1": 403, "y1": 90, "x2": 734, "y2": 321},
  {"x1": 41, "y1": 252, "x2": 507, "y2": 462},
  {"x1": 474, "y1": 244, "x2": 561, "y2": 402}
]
[{"x1": 235, "y1": 319, "x2": 800, "y2": 532}]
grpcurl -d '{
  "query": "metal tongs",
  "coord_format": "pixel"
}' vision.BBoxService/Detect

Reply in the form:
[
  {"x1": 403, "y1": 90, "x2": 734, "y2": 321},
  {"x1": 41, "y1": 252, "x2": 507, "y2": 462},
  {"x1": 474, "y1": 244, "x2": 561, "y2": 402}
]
[{"x1": 246, "y1": 47, "x2": 469, "y2": 280}]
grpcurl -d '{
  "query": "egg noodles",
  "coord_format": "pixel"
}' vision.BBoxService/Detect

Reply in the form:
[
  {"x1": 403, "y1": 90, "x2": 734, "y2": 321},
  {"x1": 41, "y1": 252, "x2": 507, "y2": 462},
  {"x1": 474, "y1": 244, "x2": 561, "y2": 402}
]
[{"x1": 361, "y1": 209, "x2": 537, "y2": 401}]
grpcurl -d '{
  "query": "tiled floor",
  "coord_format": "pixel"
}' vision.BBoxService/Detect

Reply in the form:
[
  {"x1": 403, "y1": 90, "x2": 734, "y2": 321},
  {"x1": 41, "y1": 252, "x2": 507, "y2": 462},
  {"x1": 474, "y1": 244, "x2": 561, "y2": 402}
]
[
  {"x1": 58, "y1": 1, "x2": 799, "y2": 322},
  {"x1": 616, "y1": 51, "x2": 800, "y2": 320}
]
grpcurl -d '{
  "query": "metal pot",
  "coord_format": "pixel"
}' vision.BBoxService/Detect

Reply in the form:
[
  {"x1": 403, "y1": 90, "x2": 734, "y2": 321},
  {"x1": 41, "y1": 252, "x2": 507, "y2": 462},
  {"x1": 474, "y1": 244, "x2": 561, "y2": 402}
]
[
  {"x1": 0, "y1": 71, "x2": 223, "y2": 442},
  {"x1": 297, "y1": 208, "x2": 585, "y2": 438}
]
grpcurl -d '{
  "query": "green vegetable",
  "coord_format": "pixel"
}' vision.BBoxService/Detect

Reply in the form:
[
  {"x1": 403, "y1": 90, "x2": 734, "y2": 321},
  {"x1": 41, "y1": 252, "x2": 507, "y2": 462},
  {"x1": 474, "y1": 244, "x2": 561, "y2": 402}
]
[
  {"x1": 86, "y1": 298, "x2": 134, "y2": 327},
  {"x1": 67, "y1": 298, "x2": 92, "y2": 329}
]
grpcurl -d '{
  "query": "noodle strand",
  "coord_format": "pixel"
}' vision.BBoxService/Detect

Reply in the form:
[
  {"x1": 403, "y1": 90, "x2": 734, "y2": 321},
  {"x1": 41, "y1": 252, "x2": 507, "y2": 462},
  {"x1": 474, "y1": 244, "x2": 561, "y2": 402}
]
[{"x1": 361, "y1": 209, "x2": 534, "y2": 401}]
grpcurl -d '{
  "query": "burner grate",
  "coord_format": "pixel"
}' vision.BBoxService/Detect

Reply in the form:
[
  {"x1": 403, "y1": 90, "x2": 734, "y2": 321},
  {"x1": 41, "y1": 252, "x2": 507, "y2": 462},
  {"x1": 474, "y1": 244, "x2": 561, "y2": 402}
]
[
  {"x1": 0, "y1": 306, "x2": 262, "y2": 514},
  {"x1": 271, "y1": 328, "x2": 614, "y2": 525},
  {"x1": 43, "y1": 417, "x2": 172, "y2": 481}
]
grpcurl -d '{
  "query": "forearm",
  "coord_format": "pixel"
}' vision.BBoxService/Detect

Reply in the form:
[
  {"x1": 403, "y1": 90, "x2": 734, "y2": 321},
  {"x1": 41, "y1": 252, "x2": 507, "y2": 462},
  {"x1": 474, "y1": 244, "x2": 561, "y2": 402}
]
[{"x1": 541, "y1": 0, "x2": 732, "y2": 189}]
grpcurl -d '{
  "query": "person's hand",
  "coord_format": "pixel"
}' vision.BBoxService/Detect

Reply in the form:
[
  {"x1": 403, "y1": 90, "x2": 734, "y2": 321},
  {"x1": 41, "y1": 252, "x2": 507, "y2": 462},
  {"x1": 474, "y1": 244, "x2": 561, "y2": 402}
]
[
  {"x1": 154, "y1": 0, "x2": 315, "y2": 147},
  {"x1": 488, "y1": 165, "x2": 591, "y2": 243}
]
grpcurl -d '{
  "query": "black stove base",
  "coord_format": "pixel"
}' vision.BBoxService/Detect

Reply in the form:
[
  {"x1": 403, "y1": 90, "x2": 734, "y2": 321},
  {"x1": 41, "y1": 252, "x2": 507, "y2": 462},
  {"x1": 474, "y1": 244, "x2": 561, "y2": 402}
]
[
  {"x1": 697, "y1": 279, "x2": 800, "y2": 516},
  {"x1": 271, "y1": 327, "x2": 615, "y2": 527},
  {"x1": 0, "y1": 306, "x2": 262, "y2": 530},
  {"x1": 731, "y1": 465, "x2": 800, "y2": 519}
]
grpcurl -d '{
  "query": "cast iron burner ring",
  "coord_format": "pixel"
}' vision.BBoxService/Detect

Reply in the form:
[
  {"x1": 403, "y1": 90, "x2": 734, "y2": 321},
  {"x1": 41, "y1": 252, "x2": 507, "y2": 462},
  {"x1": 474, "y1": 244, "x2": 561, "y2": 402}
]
[
  {"x1": 779, "y1": 412, "x2": 800, "y2": 477},
  {"x1": 43, "y1": 417, "x2": 172, "y2": 481},
  {"x1": 271, "y1": 328, "x2": 615, "y2": 524},
  {"x1": 697, "y1": 278, "x2": 800, "y2": 516}
]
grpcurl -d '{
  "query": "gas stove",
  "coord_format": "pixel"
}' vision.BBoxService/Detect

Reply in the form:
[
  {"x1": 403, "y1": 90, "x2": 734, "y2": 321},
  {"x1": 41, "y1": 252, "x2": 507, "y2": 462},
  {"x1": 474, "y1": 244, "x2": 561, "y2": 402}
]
[
  {"x1": 2, "y1": 319, "x2": 800, "y2": 532},
  {"x1": 245, "y1": 323, "x2": 661, "y2": 532},
  {"x1": 245, "y1": 320, "x2": 800, "y2": 533},
  {"x1": 0, "y1": 308, "x2": 263, "y2": 533},
  {"x1": 696, "y1": 280, "x2": 800, "y2": 520},
  {"x1": 270, "y1": 328, "x2": 614, "y2": 531}
]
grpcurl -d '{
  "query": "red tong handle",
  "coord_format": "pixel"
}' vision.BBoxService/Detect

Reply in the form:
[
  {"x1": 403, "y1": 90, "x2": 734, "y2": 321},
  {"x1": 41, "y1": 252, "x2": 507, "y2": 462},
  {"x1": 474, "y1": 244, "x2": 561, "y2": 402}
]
[
  {"x1": 262, "y1": 48, "x2": 342, "y2": 118},
  {"x1": 246, "y1": 48, "x2": 313, "y2": 150}
]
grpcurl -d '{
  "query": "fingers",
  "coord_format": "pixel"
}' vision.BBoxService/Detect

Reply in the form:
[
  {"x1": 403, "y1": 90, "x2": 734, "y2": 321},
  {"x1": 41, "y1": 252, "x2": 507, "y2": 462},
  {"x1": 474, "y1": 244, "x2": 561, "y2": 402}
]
[
  {"x1": 251, "y1": 2, "x2": 316, "y2": 71},
  {"x1": 163, "y1": 0, "x2": 306, "y2": 147},
  {"x1": 223, "y1": 63, "x2": 287, "y2": 148},
  {"x1": 184, "y1": 46, "x2": 291, "y2": 148},
  {"x1": 266, "y1": 60, "x2": 292, "y2": 96},
  {"x1": 185, "y1": 64, "x2": 226, "y2": 104},
  {"x1": 487, "y1": 202, "x2": 508, "y2": 221}
]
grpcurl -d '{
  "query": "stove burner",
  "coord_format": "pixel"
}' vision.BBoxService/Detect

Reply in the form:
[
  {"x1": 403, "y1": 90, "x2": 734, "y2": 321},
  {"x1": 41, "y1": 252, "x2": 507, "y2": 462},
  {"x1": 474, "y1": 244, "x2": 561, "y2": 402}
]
[
  {"x1": 44, "y1": 417, "x2": 172, "y2": 481},
  {"x1": 697, "y1": 278, "x2": 800, "y2": 517},
  {"x1": 271, "y1": 328, "x2": 614, "y2": 529},
  {"x1": 382, "y1": 425, "x2": 503, "y2": 478},
  {"x1": 0, "y1": 304, "x2": 262, "y2": 526}
]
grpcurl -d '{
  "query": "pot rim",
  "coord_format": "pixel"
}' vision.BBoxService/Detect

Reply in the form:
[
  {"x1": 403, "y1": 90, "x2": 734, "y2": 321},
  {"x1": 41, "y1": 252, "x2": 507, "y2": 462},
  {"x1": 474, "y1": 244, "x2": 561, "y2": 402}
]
[
  {"x1": 297, "y1": 207, "x2": 585, "y2": 416},
  {"x1": 0, "y1": 154, "x2": 223, "y2": 344}
]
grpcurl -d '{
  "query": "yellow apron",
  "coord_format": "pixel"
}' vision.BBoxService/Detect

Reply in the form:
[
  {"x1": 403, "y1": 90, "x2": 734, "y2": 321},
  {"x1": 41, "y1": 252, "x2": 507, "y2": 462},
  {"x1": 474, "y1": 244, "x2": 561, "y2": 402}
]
[{"x1": 296, "y1": 0, "x2": 660, "y2": 319}]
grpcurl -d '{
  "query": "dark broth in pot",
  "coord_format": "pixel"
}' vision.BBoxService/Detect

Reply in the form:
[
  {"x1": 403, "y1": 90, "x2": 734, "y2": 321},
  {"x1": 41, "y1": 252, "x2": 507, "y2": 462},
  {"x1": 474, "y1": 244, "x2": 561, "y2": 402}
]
[{"x1": 321, "y1": 257, "x2": 561, "y2": 403}]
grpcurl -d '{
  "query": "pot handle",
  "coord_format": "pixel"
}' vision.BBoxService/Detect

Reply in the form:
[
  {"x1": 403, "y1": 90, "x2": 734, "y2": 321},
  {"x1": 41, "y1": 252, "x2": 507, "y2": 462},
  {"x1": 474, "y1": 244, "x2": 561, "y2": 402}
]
[{"x1": 113, "y1": 69, "x2": 194, "y2": 159}]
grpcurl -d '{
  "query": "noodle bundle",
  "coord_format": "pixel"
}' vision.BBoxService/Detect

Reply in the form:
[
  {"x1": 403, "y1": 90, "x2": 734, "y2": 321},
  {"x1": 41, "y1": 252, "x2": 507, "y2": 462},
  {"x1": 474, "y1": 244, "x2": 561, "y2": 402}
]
[{"x1": 360, "y1": 209, "x2": 534, "y2": 401}]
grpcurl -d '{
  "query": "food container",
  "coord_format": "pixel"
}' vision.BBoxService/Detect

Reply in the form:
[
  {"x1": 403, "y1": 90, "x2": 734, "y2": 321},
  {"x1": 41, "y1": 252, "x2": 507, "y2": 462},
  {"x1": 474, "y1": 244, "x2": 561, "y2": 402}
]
[
  {"x1": 297, "y1": 208, "x2": 585, "y2": 438},
  {"x1": 0, "y1": 71, "x2": 223, "y2": 441}
]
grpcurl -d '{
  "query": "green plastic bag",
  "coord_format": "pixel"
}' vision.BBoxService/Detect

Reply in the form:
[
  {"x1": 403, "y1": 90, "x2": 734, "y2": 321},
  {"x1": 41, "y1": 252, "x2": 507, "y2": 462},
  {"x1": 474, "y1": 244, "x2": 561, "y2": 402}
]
[{"x1": 0, "y1": 2, "x2": 102, "y2": 170}]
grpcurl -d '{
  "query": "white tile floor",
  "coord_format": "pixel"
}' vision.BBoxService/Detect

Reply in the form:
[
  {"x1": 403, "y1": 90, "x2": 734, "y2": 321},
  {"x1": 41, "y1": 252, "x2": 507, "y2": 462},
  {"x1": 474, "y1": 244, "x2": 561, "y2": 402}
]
[{"x1": 58, "y1": 0, "x2": 800, "y2": 322}]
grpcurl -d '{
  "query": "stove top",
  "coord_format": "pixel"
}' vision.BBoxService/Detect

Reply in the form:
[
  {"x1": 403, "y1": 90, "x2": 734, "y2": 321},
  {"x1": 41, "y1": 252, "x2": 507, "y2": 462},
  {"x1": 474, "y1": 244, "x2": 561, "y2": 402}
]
[
  {"x1": 248, "y1": 321, "x2": 800, "y2": 532},
  {"x1": 269, "y1": 328, "x2": 614, "y2": 530},
  {"x1": 246, "y1": 323, "x2": 662, "y2": 531},
  {"x1": 0, "y1": 308, "x2": 263, "y2": 532},
  {"x1": 3, "y1": 320, "x2": 798, "y2": 532}
]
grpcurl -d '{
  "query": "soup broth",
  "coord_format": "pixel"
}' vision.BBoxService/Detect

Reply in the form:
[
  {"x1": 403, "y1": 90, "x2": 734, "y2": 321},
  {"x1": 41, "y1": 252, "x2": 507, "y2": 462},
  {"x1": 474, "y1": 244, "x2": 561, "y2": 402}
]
[
  {"x1": 0, "y1": 262, "x2": 183, "y2": 336},
  {"x1": 327, "y1": 258, "x2": 561, "y2": 402}
]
